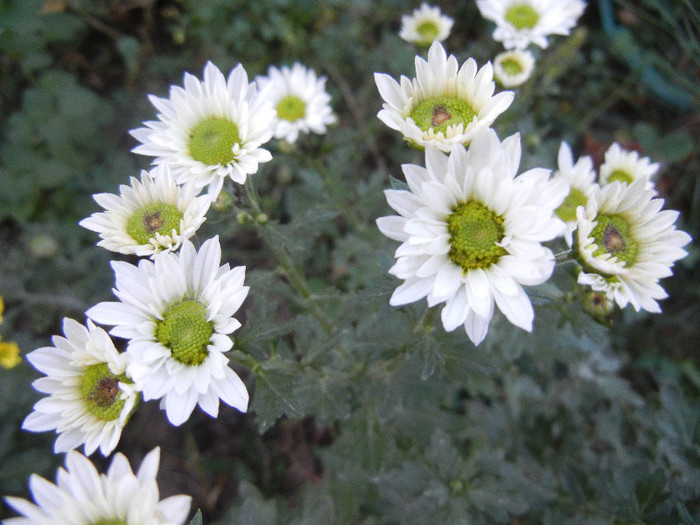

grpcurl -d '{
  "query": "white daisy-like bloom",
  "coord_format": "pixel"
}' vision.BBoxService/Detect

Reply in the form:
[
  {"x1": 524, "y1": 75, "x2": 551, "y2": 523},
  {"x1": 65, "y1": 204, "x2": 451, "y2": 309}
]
[
  {"x1": 374, "y1": 41, "x2": 514, "y2": 152},
  {"x1": 493, "y1": 49, "x2": 536, "y2": 88},
  {"x1": 130, "y1": 61, "x2": 275, "y2": 200},
  {"x1": 476, "y1": 0, "x2": 587, "y2": 50},
  {"x1": 256, "y1": 63, "x2": 337, "y2": 144},
  {"x1": 573, "y1": 177, "x2": 691, "y2": 313},
  {"x1": 376, "y1": 129, "x2": 568, "y2": 346},
  {"x1": 599, "y1": 142, "x2": 659, "y2": 190},
  {"x1": 79, "y1": 165, "x2": 210, "y2": 258},
  {"x1": 86, "y1": 236, "x2": 249, "y2": 427},
  {"x1": 21, "y1": 318, "x2": 139, "y2": 457},
  {"x1": 4, "y1": 447, "x2": 191, "y2": 524},
  {"x1": 552, "y1": 141, "x2": 599, "y2": 245},
  {"x1": 399, "y1": 3, "x2": 454, "y2": 47}
]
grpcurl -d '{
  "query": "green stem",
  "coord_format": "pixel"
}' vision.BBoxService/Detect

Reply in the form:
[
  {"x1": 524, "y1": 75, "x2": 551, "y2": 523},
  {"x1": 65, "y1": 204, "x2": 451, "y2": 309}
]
[
  {"x1": 555, "y1": 250, "x2": 575, "y2": 264},
  {"x1": 243, "y1": 179, "x2": 333, "y2": 333}
]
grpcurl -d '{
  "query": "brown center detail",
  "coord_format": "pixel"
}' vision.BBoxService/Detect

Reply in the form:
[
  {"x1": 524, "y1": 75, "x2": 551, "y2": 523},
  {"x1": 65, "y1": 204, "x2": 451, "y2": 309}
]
[
  {"x1": 431, "y1": 105, "x2": 452, "y2": 127},
  {"x1": 144, "y1": 211, "x2": 164, "y2": 233},
  {"x1": 603, "y1": 224, "x2": 626, "y2": 255},
  {"x1": 89, "y1": 376, "x2": 120, "y2": 408}
]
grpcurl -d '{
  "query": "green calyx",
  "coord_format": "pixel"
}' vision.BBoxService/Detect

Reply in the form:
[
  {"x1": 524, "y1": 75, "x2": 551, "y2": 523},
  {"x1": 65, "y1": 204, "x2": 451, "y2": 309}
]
[
  {"x1": 410, "y1": 96, "x2": 476, "y2": 135},
  {"x1": 156, "y1": 300, "x2": 213, "y2": 366},
  {"x1": 447, "y1": 200, "x2": 507, "y2": 272},
  {"x1": 416, "y1": 21, "x2": 439, "y2": 45},
  {"x1": 591, "y1": 214, "x2": 638, "y2": 267},
  {"x1": 500, "y1": 57, "x2": 524, "y2": 76},
  {"x1": 276, "y1": 95, "x2": 307, "y2": 122},
  {"x1": 556, "y1": 188, "x2": 587, "y2": 222},
  {"x1": 126, "y1": 203, "x2": 182, "y2": 245},
  {"x1": 505, "y1": 4, "x2": 540, "y2": 29},
  {"x1": 189, "y1": 117, "x2": 240, "y2": 166},
  {"x1": 80, "y1": 363, "x2": 130, "y2": 422},
  {"x1": 607, "y1": 169, "x2": 634, "y2": 184}
]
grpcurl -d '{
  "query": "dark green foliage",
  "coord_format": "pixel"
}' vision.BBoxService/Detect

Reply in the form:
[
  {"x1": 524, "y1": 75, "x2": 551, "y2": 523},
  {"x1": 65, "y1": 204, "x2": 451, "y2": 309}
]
[{"x1": 1, "y1": 0, "x2": 698, "y2": 523}]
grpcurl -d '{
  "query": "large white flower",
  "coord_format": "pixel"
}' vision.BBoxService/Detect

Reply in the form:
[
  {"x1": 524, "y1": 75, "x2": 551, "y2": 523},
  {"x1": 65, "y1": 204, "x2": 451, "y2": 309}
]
[
  {"x1": 493, "y1": 49, "x2": 536, "y2": 88},
  {"x1": 21, "y1": 318, "x2": 139, "y2": 457},
  {"x1": 79, "y1": 165, "x2": 210, "y2": 258},
  {"x1": 574, "y1": 177, "x2": 691, "y2": 313},
  {"x1": 552, "y1": 141, "x2": 599, "y2": 245},
  {"x1": 256, "y1": 63, "x2": 337, "y2": 144},
  {"x1": 374, "y1": 41, "x2": 514, "y2": 152},
  {"x1": 399, "y1": 3, "x2": 454, "y2": 47},
  {"x1": 4, "y1": 447, "x2": 191, "y2": 524},
  {"x1": 376, "y1": 129, "x2": 568, "y2": 345},
  {"x1": 86, "y1": 236, "x2": 249, "y2": 426},
  {"x1": 130, "y1": 61, "x2": 275, "y2": 200},
  {"x1": 476, "y1": 0, "x2": 587, "y2": 50},
  {"x1": 599, "y1": 142, "x2": 659, "y2": 190}
]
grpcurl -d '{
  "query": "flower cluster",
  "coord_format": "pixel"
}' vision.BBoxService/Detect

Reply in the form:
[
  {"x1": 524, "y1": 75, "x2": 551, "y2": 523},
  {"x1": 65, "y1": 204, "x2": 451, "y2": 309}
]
[
  {"x1": 9, "y1": 58, "x2": 338, "y2": 522},
  {"x1": 376, "y1": 30, "x2": 691, "y2": 345},
  {"x1": 473, "y1": 0, "x2": 586, "y2": 87}
]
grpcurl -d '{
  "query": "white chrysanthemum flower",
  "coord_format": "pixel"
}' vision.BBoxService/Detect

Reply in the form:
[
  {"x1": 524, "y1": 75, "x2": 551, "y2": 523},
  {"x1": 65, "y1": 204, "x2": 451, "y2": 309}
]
[
  {"x1": 476, "y1": 0, "x2": 586, "y2": 50},
  {"x1": 86, "y1": 236, "x2": 249, "y2": 427},
  {"x1": 552, "y1": 141, "x2": 599, "y2": 245},
  {"x1": 399, "y1": 3, "x2": 454, "y2": 47},
  {"x1": 21, "y1": 318, "x2": 139, "y2": 457},
  {"x1": 599, "y1": 142, "x2": 659, "y2": 190},
  {"x1": 376, "y1": 129, "x2": 568, "y2": 345},
  {"x1": 256, "y1": 63, "x2": 337, "y2": 144},
  {"x1": 493, "y1": 49, "x2": 536, "y2": 87},
  {"x1": 130, "y1": 61, "x2": 275, "y2": 200},
  {"x1": 4, "y1": 447, "x2": 191, "y2": 525},
  {"x1": 573, "y1": 177, "x2": 691, "y2": 313},
  {"x1": 79, "y1": 166, "x2": 210, "y2": 258},
  {"x1": 374, "y1": 41, "x2": 514, "y2": 152}
]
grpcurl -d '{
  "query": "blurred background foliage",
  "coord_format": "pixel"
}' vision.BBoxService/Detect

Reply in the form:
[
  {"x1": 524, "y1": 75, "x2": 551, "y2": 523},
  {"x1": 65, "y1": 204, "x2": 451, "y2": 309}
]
[{"x1": 0, "y1": 0, "x2": 699, "y2": 523}]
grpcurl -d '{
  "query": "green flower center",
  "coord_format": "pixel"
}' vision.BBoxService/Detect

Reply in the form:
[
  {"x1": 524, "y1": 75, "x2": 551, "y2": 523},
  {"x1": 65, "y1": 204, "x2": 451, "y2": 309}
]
[
  {"x1": 607, "y1": 169, "x2": 634, "y2": 184},
  {"x1": 416, "y1": 21, "x2": 440, "y2": 44},
  {"x1": 447, "y1": 200, "x2": 507, "y2": 272},
  {"x1": 91, "y1": 520, "x2": 127, "y2": 525},
  {"x1": 500, "y1": 57, "x2": 524, "y2": 76},
  {"x1": 591, "y1": 214, "x2": 638, "y2": 266},
  {"x1": 410, "y1": 96, "x2": 476, "y2": 135},
  {"x1": 189, "y1": 117, "x2": 240, "y2": 166},
  {"x1": 126, "y1": 203, "x2": 182, "y2": 245},
  {"x1": 276, "y1": 95, "x2": 307, "y2": 122},
  {"x1": 80, "y1": 364, "x2": 130, "y2": 422},
  {"x1": 556, "y1": 188, "x2": 587, "y2": 222},
  {"x1": 505, "y1": 4, "x2": 540, "y2": 29},
  {"x1": 156, "y1": 300, "x2": 213, "y2": 366}
]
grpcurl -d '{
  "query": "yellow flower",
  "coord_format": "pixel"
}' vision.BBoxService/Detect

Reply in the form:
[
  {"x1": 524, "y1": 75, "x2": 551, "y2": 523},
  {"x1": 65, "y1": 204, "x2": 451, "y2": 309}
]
[
  {"x1": 0, "y1": 337, "x2": 21, "y2": 369},
  {"x1": 0, "y1": 296, "x2": 4, "y2": 324}
]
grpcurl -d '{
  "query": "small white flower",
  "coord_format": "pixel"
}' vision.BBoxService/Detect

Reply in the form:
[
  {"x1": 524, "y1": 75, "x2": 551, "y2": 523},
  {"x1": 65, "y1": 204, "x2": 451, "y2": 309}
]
[
  {"x1": 376, "y1": 129, "x2": 567, "y2": 345},
  {"x1": 21, "y1": 318, "x2": 139, "y2": 457},
  {"x1": 130, "y1": 61, "x2": 275, "y2": 200},
  {"x1": 3, "y1": 447, "x2": 192, "y2": 524},
  {"x1": 476, "y1": 0, "x2": 587, "y2": 50},
  {"x1": 374, "y1": 41, "x2": 514, "y2": 152},
  {"x1": 86, "y1": 236, "x2": 249, "y2": 427},
  {"x1": 599, "y1": 142, "x2": 659, "y2": 190},
  {"x1": 552, "y1": 141, "x2": 599, "y2": 245},
  {"x1": 79, "y1": 165, "x2": 210, "y2": 258},
  {"x1": 399, "y1": 3, "x2": 454, "y2": 47},
  {"x1": 574, "y1": 178, "x2": 691, "y2": 313},
  {"x1": 493, "y1": 49, "x2": 536, "y2": 87},
  {"x1": 256, "y1": 63, "x2": 337, "y2": 144}
]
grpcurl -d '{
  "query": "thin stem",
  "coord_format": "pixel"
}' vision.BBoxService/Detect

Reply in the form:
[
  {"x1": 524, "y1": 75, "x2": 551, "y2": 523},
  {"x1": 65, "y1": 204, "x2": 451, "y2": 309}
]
[
  {"x1": 243, "y1": 179, "x2": 333, "y2": 333},
  {"x1": 555, "y1": 250, "x2": 575, "y2": 264}
]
